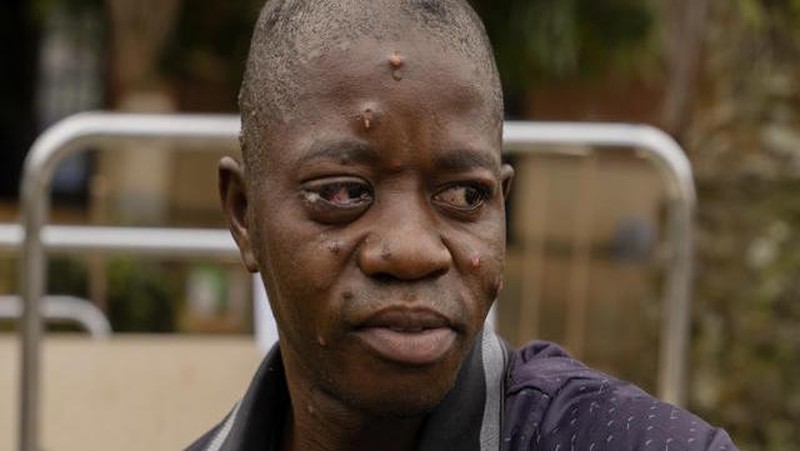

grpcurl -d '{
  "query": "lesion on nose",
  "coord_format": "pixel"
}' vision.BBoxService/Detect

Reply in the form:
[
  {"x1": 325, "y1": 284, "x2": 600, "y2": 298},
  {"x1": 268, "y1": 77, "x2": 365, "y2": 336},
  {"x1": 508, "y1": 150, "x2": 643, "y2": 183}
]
[{"x1": 357, "y1": 229, "x2": 452, "y2": 281}]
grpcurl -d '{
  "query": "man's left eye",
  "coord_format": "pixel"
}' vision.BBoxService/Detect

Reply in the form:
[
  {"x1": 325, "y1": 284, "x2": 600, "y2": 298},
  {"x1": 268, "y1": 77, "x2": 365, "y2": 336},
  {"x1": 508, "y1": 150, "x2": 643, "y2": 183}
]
[{"x1": 432, "y1": 184, "x2": 490, "y2": 211}]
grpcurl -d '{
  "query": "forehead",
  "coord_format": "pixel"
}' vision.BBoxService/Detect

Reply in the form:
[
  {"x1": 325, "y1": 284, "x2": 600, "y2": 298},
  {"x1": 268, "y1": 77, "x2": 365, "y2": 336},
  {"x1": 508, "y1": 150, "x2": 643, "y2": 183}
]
[
  {"x1": 282, "y1": 36, "x2": 497, "y2": 144},
  {"x1": 241, "y1": 31, "x2": 502, "y2": 179},
  {"x1": 305, "y1": 35, "x2": 482, "y2": 89}
]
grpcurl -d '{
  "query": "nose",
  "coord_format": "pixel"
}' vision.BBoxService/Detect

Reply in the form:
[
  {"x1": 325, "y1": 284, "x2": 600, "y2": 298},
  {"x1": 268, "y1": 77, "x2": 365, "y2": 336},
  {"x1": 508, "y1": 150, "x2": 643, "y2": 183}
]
[{"x1": 357, "y1": 198, "x2": 452, "y2": 281}]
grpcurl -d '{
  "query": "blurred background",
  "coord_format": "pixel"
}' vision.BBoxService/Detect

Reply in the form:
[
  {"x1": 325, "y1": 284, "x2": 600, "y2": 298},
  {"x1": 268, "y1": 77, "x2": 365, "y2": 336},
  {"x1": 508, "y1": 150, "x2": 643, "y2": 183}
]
[{"x1": 0, "y1": 0, "x2": 799, "y2": 450}]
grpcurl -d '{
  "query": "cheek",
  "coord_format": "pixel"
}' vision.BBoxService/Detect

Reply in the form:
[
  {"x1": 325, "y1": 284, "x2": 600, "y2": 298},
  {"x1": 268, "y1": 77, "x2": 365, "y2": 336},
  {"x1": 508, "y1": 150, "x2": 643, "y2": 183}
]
[
  {"x1": 265, "y1": 227, "x2": 343, "y2": 297},
  {"x1": 482, "y1": 219, "x2": 508, "y2": 298},
  {"x1": 251, "y1": 199, "x2": 350, "y2": 332},
  {"x1": 448, "y1": 217, "x2": 507, "y2": 316}
]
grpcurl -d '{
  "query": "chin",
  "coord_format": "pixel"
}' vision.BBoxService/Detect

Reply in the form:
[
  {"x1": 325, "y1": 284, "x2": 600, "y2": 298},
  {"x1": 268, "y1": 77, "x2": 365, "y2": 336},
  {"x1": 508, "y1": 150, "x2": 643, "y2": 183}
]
[
  {"x1": 347, "y1": 384, "x2": 454, "y2": 418},
  {"x1": 323, "y1": 358, "x2": 463, "y2": 418}
]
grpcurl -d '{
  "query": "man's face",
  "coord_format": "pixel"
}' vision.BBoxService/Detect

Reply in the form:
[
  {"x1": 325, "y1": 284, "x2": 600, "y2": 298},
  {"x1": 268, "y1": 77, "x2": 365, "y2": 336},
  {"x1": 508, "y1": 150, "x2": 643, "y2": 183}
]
[{"x1": 235, "y1": 35, "x2": 512, "y2": 416}]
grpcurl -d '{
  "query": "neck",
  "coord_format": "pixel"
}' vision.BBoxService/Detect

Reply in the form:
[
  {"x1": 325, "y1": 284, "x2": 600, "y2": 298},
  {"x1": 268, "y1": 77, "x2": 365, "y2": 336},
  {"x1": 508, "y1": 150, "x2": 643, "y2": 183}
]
[{"x1": 281, "y1": 385, "x2": 426, "y2": 451}]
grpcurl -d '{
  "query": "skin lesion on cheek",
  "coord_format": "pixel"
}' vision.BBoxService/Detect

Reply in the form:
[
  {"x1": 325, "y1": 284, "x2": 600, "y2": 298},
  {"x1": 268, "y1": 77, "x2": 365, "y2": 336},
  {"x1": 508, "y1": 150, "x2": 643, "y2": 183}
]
[
  {"x1": 459, "y1": 243, "x2": 505, "y2": 300},
  {"x1": 470, "y1": 255, "x2": 481, "y2": 270},
  {"x1": 327, "y1": 240, "x2": 342, "y2": 255}
]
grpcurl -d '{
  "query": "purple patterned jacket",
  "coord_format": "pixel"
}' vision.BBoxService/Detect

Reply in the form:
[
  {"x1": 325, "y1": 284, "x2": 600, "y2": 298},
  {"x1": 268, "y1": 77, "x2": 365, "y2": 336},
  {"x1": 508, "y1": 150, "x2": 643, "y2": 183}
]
[{"x1": 187, "y1": 330, "x2": 737, "y2": 451}]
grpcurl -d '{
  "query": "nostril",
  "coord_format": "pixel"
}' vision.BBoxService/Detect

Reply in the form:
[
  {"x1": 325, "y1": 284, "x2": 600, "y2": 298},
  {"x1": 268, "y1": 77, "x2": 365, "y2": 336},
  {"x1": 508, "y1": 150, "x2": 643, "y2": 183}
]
[
  {"x1": 372, "y1": 273, "x2": 400, "y2": 284},
  {"x1": 428, "y1": 266, "x2": 449, "y2": 279}
]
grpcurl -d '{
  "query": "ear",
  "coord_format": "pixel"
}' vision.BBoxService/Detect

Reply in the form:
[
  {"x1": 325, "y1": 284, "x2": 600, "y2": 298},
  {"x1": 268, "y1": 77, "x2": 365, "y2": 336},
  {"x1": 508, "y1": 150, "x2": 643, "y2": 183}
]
[
  {"x1": 500, "y1": 163, "x2": 515, "y2": 199},
  {"x1": 219, "y1": 156, "x2": 259, "y2": 272}
]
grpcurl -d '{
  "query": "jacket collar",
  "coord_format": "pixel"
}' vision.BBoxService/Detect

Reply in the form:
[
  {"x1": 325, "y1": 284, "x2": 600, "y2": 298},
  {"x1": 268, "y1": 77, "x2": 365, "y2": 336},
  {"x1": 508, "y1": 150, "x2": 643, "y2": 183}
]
[{"x1": 208, "y1": 327, "x2": 508, "y2": 451}]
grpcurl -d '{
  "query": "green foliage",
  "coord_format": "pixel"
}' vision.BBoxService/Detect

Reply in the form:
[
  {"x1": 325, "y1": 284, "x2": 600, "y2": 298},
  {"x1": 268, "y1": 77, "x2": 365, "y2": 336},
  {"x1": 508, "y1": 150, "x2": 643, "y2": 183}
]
[
  {"x1": 41, "y1": 257, "x2": 179, "y2": 333},
  {"x1": 685, "y1": 1, "x2": 800, "y2": 448},
  {"x1": 693, "y1": 181, "x2": 800, "y2": 450},
  {"x1": 160, "y1": 0, "x2": 263, "y2": 111},
  {"x1": 107, "y1": 258, "x2": 178, "y2": 333},
  {"x1": 737, "y1": 0, "x2": 767, "y2": 27},
  {"x1": 734, "y1": 0, "x2": 800, "y2": 48},
  {"x1": 47, "y1": 257, "x2": 88, "y2": 296},
  {"x1": 28, "y1": 0, "x2": 102, "y2": 22},
  {"x1": 471, "y1": 0, "x2": 656, "y2": 91}
]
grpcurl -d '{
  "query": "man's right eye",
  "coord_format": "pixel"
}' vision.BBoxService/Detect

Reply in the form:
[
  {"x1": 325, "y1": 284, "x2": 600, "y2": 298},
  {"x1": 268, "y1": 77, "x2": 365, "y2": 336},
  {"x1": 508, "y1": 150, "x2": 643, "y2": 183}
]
[
  {"x1": 316, "y1": 181, "x2": 373, "y2": 207},
  {"x1": 301, "y1": 178, "x2": 374, "y2": 222}
]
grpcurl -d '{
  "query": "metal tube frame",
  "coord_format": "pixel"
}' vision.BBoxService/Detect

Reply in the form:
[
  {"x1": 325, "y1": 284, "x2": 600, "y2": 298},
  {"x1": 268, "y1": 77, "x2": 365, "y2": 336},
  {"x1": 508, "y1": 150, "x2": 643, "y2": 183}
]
[
  {"x1": 0, "y1": 295, "x2": 111, "y2": 337},
  {"x1": 17, "y1": 113, "x2": 240, "y2": 451},
  {"x1": 15, "y1": 113, "x2": 694, "y2": 451},
  {"x1": 0, "y1": 223, "x2": 239, "y2": 258},
  {"x1": 503, "y1": 122, "x2": 695, "y2": 410}
]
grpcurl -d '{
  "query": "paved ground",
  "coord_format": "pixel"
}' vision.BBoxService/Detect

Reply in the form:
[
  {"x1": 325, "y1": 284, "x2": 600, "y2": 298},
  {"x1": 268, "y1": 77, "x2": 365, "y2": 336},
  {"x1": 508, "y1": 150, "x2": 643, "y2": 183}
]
[{"x1": 0, "y1": 335, "x2": 261, "y2": 451}]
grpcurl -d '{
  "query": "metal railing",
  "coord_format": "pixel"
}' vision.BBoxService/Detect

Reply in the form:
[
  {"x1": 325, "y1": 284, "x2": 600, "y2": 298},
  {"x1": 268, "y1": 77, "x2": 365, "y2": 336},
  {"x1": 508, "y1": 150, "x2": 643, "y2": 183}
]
[
  {"x1": 0, "y1": 223, "x2": 237, "y2": 258},
  {"x1": 0, "y1": 222, "x2": 237, "y2": 337},
  {"x1": 16, "y1": 113, "x2": 241, "y2": 451},
  {"x1": 13, "y1": 113, "x2": 694, "y2": 451},
  {"x1": 0, "y1": 295, "x2": 111, "y2": 337},
  {"x1": 503, "y1": 122, "x2": 695, "y2": 410}
]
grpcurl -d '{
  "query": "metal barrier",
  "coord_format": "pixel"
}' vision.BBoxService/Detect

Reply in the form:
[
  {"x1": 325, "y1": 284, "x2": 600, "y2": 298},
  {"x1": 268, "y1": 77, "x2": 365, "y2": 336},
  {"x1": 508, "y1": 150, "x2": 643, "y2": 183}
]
[
  {"x1": 0, "y1": 295, "x2": 111, "y2": 337},
  {"x1": 16, "y1": 113, "x2": 240, "y2": 451},
  {"x1": 14, "y1": 113, "x2": 694, "y2": 451},
  {"x1": 0, "y1": 223, "x2": 237, "y2": 258},
  {"x1": 503, "y1": 122, "x2": 695, "y2": 410}
]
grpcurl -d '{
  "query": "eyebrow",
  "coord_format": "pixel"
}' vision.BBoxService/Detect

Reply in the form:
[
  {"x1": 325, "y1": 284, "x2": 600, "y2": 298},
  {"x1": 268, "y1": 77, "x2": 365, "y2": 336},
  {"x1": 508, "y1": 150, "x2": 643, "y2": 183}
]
[
  {"x1": 294, "y1": 140, "x2": 380, "y2": 167},
  {"x1": 434, "y1": 148, "x2": 501, "y2": 175},
  {"x1": 293, "y1": 140, "x2": 500, "y2": 175}
]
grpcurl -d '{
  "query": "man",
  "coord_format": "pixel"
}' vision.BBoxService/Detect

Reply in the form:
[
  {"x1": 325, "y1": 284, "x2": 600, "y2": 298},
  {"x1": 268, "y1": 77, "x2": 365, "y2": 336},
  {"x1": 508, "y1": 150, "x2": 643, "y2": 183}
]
[{"x1": 189, "y1": 0, "x2": 737, "y2": 450}]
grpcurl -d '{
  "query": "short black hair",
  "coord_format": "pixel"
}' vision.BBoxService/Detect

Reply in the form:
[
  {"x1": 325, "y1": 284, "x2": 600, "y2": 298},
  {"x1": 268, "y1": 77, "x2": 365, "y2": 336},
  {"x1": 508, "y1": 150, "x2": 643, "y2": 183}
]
[{"x1": 239, "y1": 0, "x2": 502, "y2": 177}]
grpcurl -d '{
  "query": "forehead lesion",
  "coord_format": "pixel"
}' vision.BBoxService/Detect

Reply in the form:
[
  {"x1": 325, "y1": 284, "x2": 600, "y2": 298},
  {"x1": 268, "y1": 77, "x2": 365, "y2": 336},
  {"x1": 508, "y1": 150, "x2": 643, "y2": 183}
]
[
  {"x1": 388, "y1": 51, "x2": 405, "y2": 81},
  {"x1": 360, "y1": 107, "x2": 376, "y2": 131},
  {"x1": 388, "y1": 52, "x2": 404, "y2": 69}
]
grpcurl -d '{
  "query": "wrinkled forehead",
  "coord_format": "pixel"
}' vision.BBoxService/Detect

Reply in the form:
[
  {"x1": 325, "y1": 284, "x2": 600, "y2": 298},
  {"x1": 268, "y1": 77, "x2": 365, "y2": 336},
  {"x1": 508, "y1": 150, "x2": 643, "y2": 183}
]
[
  {"x1": 244, "y1": 33, "x2": 501, "y2": 133},
  {"x1": 252, "y1": 30, "x2": 496, "y2": 110},
  {"x1": 299, "y1": 35, "x2": 493, "y2": 109}
]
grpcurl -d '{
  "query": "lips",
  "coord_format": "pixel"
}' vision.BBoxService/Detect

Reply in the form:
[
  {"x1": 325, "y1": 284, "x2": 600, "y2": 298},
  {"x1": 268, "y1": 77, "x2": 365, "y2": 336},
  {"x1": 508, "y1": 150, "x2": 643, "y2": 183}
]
[{"x1": 353, "y1": 308, "x2": 458, "y2": 366}]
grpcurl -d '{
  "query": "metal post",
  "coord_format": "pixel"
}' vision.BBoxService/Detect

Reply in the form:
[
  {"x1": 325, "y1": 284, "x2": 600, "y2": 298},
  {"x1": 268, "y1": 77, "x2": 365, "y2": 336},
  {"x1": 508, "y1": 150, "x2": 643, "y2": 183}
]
[
  {"x1": 0, "y1": 295, "x2": 112, "y2": 337},
  {"x1": 1, "y1": 223, "x2": 240, "y2": 257}
]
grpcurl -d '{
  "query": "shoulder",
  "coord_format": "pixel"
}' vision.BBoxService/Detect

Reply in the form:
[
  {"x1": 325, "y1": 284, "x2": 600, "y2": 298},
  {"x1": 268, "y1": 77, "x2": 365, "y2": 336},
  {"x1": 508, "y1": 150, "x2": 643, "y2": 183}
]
[{"x1": 502, "y1": 341, "x2": 737, "y2": 451}]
